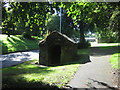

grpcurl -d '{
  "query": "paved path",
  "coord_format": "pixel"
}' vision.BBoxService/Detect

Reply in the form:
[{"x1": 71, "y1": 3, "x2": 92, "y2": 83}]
[
  {"x1": 68, "y1": 47, "x2": 118, "y2": 89},
  {"x1": 0, "y1": 50, "x2": 39, "y2": 69}
]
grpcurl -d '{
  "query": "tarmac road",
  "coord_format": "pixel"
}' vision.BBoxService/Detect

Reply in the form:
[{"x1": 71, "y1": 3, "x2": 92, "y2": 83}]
[{"x1": 0, "y1": 50, "x2": 39, "y2": 69}]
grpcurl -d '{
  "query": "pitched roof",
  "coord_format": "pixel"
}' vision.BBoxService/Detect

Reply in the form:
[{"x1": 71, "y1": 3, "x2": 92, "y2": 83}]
[{"x1": 39, "y1": 31, "x2": 77, "y2": 45}]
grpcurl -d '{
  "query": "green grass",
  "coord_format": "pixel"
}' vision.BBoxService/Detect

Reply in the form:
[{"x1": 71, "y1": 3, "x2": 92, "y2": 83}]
[
  {"x1": 0, "y1": 35, "x2": 43, "y2": 54},
  {"x1": 77, "y1": 48, "x2": 90, "y2": 63},
  {"x1": 90, "y1": 42, "x2": 119, "y2": 48},
  {"x1": 99, "y1": 46, "x2": 118, "y2": 50},
  {"x1": 77, "y1": 48, "x2": 90, "y2": 55},
  {"x1": 2, "y1": 48, "x2": 90, "y2": 89},
  {"x1": 98, "y1": 43, "x2": 119, "y2": 44},
  {"x1": 110, "y1": 53, "x2": 120, "y2": 69},
  {"x1": 2, "y1": 59, "x2": 80, "y2": 88},
  {"x1": 97, "y1": 43, "x2": 119, "y2": 50}
]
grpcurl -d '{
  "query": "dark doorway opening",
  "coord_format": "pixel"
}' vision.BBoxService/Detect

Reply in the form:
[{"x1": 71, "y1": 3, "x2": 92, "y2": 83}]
[{"x1": 49, "y1": 45, "x2": 61, "y2": 65}]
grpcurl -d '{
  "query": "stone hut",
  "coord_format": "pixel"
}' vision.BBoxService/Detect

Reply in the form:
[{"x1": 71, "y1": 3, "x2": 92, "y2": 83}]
[{"x1": 39, "y1": 31, "x2": 77, "y2": 66}]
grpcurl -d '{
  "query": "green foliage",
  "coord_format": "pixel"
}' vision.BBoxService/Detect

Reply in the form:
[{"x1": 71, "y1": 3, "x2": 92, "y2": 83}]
[
  {"x1": 63, "y1": 2, "x2": 119, "y2": 43},
  {"x1": 62, "y1": 2, "x2": 98, "y2": 43},
  {"x1": 64, "y1": 2, "x2": 97, "y2": 27},
  {"x1": 22, "y1": 27, "x2": 33, "y2": 39},
  {"x1": 93, "y1": 3, "x2": 119, "y2": 42},
  {"x1": 46, "y1": 15, "x2": 60, "y2": 32},
  {"x1": 78, "y1": 41, "x2": 91, "y2": 49},
  {"x1": 2, "y1": 2, "x2": 119, "y2": 42},
  {"x1": 97, "y1": 29, "x2": 118, "y2": 43},
  {"x1": 2, "y1": 2, "x2": 54, "y2": 38},
  {"x1": 46, "y1": 13, "x2": 74, "y2": 37},
  {"x1": 22, "y1": 32, "x2": 32, "y2": 40}
]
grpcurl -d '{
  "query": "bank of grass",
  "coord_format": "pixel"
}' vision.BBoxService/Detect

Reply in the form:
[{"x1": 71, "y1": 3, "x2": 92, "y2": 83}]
[
  {"x1": 98, "y1": 43, "x2": 119, "y2": 44},
  {"x1": 96, "y1": 43, "x2": 119, "y2": 50},
  {"x1": 110, "y1": 53, "x2": 120, "y2": 69},
  {"x1": 2, "y1": 59, "x2": 80, "y2": 89},
  {"x1": 2, "y1": 48, "x2": 90, "y2": 89},
  {"x1": 90, "y1": 42, "x2": 119, "y2": 49},
  {"x1": 99, "y1": 46, "x2": 118, "y2": 50},
  {"x1": 0, "y1": 35, "x2": 42, "y2": 54}
]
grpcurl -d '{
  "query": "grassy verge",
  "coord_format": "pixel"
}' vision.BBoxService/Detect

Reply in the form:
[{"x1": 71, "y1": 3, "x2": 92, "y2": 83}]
[
  {"x1": 0, "y1": 35, "x2": 42, "y2": 54},
  {"x1": 90, "y1": 42, "x2": 119, "y2": 48},
  {"x1": 99, "y1": 46, "x2": 118, "y2": 50},
  {"x1": 2, "y1": 59, "x2": 80, "y2": 89},
  {"x1": 98, "y1": 43, "x2": 119, "y2": 44},
  {"x1": 2, "y1": 48, "x2": 90, "y2": 89},
  {"x1": 110, "y1": 53, "x2": 120, "y2": 69}
]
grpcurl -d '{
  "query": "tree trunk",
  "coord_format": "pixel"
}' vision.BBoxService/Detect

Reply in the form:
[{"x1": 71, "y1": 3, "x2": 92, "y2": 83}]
[
  {"x1": 8, "y1": 30, "x2": 10, "y2": 37},
  {"x1": 80, "y1": 23, "x2": 85, "y2": 43},
  {"x1": 118, "y1": 30, "x2": 120, "y2": 42},
  {"x1": 8, "y1": 34, "x2": 10, "y2": 37}
]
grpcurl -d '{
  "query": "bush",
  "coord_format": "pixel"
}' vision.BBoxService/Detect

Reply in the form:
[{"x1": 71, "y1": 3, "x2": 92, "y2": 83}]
[
  {"x1": 22, "y1": 32, "x2": 32, "y2": 40},
  {"x1": 78, "y1": 41, "x2": 91, "y2": 49}
]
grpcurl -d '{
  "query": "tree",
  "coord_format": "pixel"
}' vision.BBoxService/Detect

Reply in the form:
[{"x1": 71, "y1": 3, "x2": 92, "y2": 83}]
[
  {"x1": 108, "y1": 3, "x2": 119, "y2": 42},
  {"x1": 2, "y1": 2, "x2": 55, "y2": 38},
  {"x1": 62, "y1": 2, "x2": 99, "y2": 43},
  {"x1": 46, "y1": 11, "x2": 74, "y2": 37},
  {"x1": 2, "y1": 2, "x2": 13, "y2": 37},
  {"x1": 93, "y1": 2, "x2": 119, "y2": 42},
  {"x1": 63, "y1": 2, "x2": 119, "y2": 43}
]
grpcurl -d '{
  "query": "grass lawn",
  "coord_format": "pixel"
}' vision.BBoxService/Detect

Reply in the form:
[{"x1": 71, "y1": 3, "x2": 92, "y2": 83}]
[
  {"x1": 0, "y1": 35, "x2": 42, "y2": 54},
  {"x1": 98, "y1": 43, "x2": 119, "y2": 45},
  {"x1": 99, "y1": 46, "x2": 118, "y2": 50},
  {"x1": 90, "y1": 42, "x2": 119, "y2": 47},
  {"x1": 2, "y1": 48, "x2": 90, "y2": 89},
  {"x1": 90, "y1": 42, "x2": 119, "y2": 50},
  {"x1": 2, "y1": 60, "x2": 80, "y2": 89},
  {"x1": 110, "y1": 53, "x2": 120, "y2": 69}
]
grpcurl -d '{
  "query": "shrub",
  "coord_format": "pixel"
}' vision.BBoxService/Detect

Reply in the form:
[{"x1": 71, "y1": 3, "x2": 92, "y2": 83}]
[
  {"x1": 22, "y1": 32, "x2": 32, "y2": 40},
  {"x1": 78, "y1": 41, "x2": 91, "y2": 49}
]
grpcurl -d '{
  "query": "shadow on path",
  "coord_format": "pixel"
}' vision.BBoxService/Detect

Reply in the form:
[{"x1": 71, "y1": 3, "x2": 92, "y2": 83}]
[
  {"x1": 88, "y1": 78, "x2": 118, "y2": 90},
  {"x1": 90, "y1": 46, "x2": 119, "y2": 56},
  {"x1": 81, "y1": 56, "x2": 91, "y2": 64},
  {"x1": 68, "y1": 46, "x2": 119, "y2": 89}
]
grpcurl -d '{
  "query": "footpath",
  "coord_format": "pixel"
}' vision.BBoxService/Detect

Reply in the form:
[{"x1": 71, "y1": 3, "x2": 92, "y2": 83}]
[{"x1": 68, "y1": 46, "x2": 118, "y2": 89}]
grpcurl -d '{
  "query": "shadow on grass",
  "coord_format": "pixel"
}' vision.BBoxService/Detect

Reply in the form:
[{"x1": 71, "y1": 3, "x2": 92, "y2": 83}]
[
  {"x1": 3, "y1": 78, "x2": 65, "y2": 90},
  {"x1": 2, "y1": 36, "x2": 39, "y2": 54},
  {"x1": 90, "y1": 46, "x2": 119, "y2": 56},
  {"x1": 1, "y1": 41, "x2": 8, "y2": 54},
  {"x1": 2, "y1": 65, "x2": 66, "y2": 89},
  {"x1": 2, "y1": 52, "x2": 90, "y2": 89},
  {"x1": 2, "y1": 48, "x2": 91, "y2": 89},
  {"x1": 3, "y1": 81, "x2": 59, "y2": 89}
]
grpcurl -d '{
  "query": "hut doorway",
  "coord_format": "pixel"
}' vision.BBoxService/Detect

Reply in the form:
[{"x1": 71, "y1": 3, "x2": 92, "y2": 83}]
[{"x1": 49, "y1": 45, "x2": 61, "y2": 65}]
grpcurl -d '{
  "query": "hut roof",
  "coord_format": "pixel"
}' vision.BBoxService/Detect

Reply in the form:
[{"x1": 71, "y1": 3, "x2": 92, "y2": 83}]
[{"x1": 39, "y1": 31, "x2": 77, "y2": 45}]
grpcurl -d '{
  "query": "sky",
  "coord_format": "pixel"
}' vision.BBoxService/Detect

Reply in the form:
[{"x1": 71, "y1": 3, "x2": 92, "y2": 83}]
[{"x1": 3, "y1": 3, "x2": 10, "y2": 8}]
